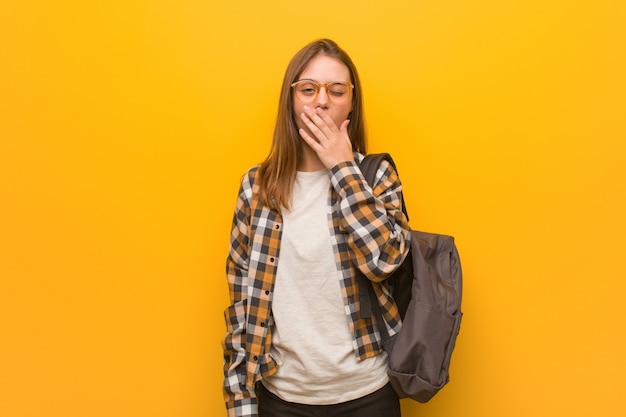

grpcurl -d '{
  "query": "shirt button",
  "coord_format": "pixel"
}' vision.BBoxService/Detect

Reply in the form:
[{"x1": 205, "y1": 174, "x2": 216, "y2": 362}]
[
  {"x1": 260, "y1": 322, "x2": 265, "y2": 327},
  {"x1": 269, "y1": 257, "x2": 275, "y2": 262},
  {"x1": 253, "y1": 356, "x2": 258, "y2": 361},
  {"x1": 275, "y1": 224, "x2": 280, "y2": 230},
  {"x1": 265, "y1": 290, "x2": 270, "y2": 295}
]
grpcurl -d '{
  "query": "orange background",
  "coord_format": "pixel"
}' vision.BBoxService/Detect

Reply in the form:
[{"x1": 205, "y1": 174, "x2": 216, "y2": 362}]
[{"x1": 1, "y1": 1, "x2": 625, "y2": 416}]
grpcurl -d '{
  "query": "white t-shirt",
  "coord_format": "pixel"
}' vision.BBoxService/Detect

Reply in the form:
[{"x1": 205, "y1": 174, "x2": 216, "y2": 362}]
[{"x1": 262, "y1": 169, "x2": 389, "y2": 404}]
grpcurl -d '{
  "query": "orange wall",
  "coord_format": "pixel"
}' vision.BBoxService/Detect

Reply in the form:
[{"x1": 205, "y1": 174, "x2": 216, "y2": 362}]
[{"x1": 1, "y1": 1, "x2": 625, "y2": 416}]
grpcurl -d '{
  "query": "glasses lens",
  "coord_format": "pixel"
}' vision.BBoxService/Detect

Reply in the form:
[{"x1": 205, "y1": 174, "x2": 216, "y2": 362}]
[
  {"x1": 294, "y1": 81, "x2": 318, "y2": 102},
  {"x1": 327, "y1": 83, "x2": 350, "y2": 103}
]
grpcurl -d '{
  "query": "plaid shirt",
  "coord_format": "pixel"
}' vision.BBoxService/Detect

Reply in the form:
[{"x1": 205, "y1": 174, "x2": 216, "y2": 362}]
[{"x1": 222, "y1": 154, "x2": 410, "y2": 417}]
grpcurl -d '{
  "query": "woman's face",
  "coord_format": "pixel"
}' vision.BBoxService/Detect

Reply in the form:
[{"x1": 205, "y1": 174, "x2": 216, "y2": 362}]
[{"x1": 293, "y1": 55, "x2": 353, "y2": 135}]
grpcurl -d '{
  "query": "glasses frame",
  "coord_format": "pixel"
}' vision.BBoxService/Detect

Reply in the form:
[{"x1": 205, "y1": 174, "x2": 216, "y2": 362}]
[{"x1": 291, "y1": 79, "x2": 354, "y2": 103}]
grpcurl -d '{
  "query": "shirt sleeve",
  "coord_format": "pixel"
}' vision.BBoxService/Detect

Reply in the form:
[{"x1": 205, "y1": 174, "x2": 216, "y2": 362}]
[
  {"x1": 223, "y1": 169, "x2": 258, "y2": 417},
  {"x1": 329, "y1": 158, "x2": 410, "y2": 282}
]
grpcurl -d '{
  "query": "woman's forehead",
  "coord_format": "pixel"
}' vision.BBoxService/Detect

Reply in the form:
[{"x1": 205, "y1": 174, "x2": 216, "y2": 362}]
[{"x1": 299, "y1": 55, "x2": 350, "y2": 82}]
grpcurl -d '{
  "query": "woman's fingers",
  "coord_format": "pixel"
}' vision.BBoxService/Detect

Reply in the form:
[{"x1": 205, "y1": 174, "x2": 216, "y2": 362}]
[
  {"x1": 298, "y1": 126, "x2": 322, "y2": 150},
  {"x1": 300, "y1": 106, "x2": 337, "y2": 141},
  {"x1": 298, "y1": 106, "x2": 353, "y2": 168},
  {"x1": 299, "y1": 112, "x2": 324, "y2": 144},
  {"x1": 312, "y1": 106, "x2": 340, "y2": 136}
]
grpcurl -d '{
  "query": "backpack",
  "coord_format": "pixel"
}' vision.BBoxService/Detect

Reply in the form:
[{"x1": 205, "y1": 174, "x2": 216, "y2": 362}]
[{"x1": 357, "y1": 153, "x2": 463, "y2": 403}]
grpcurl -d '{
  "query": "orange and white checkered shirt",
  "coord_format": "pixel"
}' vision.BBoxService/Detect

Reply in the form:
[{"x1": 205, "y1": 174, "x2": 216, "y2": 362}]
[{"x1": 222, "y1": 154, "x2": 410, "y2": 417}]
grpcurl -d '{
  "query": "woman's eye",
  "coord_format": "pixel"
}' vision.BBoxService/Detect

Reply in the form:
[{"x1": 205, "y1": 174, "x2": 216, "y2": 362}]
[{"x1": 329, "y1": 86, "x2": 348, "y2": 96}]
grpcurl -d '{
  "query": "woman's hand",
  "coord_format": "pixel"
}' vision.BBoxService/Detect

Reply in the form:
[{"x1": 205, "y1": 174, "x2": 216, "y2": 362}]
[{"x1": 299, "y1": 106, "x2": 354, "y2": 169}]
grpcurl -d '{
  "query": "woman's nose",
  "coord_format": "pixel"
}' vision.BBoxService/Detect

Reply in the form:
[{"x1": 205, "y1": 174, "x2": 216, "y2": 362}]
[{"x1": 314, "y1": 86, "x2": 329, "y2": 108}]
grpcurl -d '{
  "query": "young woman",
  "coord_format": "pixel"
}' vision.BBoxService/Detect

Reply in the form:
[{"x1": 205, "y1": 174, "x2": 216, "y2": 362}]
[{"x1": 223, "y1": 39, "x2": 410, "y2": 417}]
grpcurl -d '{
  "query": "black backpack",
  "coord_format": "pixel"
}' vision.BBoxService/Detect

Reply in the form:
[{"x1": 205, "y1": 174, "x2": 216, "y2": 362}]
[{"x1": 357, "y1": 153, "x2": 463, "y2": 403}]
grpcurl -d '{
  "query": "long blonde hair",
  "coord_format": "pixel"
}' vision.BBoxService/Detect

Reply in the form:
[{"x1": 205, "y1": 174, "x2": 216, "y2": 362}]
[{"x1": 257, "y1": 39, "x2": 367, "y2": 210}]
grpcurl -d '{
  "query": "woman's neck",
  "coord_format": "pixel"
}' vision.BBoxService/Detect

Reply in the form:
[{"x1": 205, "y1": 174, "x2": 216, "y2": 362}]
[{"x1": 298, "y1": 144, "x2": 325, "y2": 172}]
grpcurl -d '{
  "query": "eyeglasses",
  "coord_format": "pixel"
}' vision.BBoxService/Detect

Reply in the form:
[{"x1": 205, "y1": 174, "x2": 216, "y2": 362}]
[{"x1": 291, "y1": 79, "x2": 354, "y2": 104}]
